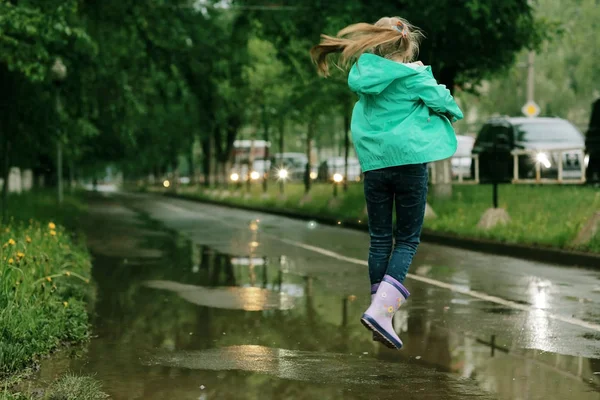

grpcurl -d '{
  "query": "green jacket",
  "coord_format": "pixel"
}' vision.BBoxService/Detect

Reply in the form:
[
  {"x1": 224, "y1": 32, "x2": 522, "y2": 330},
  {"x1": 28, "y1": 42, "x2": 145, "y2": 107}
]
[{"x1": 348, "y1": 54, "x2": 464, "y2": 172}]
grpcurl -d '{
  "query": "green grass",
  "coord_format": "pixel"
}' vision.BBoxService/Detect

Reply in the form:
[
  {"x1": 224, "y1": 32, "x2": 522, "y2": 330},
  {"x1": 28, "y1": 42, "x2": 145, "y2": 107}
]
[
  {"x1": 0, "y1": 191, "x2": 93, "y2": 378},
  {"x1": 158, "y1": 182, "x2": 600, "y2": 253},
  {"x1": 1, "y1": 374, "x2": 109, "y2": 400}
]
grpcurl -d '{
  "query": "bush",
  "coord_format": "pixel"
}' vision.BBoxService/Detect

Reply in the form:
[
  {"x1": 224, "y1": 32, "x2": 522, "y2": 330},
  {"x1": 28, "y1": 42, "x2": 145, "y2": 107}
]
[{"x1": 0, "y1": 193, "x2": 92, "y2": 377}]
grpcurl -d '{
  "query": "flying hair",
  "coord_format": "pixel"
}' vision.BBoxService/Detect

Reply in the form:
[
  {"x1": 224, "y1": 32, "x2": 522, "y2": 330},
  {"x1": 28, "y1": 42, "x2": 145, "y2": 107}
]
[{"x1": 310, "y1": 17, "x2": 424, "y2": 77}]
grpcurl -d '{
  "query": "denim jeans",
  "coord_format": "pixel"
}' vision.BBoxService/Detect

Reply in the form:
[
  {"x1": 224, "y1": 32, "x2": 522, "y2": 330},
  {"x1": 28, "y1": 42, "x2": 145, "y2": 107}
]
[{"x1": 364, "y1": 163, "x2": 428, "y2": 285}]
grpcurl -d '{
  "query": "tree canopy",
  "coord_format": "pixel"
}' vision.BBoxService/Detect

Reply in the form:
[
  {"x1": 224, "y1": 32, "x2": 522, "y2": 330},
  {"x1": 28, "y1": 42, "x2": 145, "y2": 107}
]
[{"x1": 0, "y1": 0, "x2": 552, "y2": 194}]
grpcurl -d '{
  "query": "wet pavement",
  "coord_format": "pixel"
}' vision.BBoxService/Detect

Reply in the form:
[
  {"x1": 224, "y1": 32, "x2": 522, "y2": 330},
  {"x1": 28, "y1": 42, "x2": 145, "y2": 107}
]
[{"x1": 34, "y1": 193, "x2": 600, "y2": 399}]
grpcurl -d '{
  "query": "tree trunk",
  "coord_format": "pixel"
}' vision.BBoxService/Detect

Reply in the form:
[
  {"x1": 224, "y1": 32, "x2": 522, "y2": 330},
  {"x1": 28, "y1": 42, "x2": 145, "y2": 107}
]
[
  {"x1": 201, "y1": 137, "x2": 211, "y2": 188},
  {"x1": 304, "y1": 116, "x2": 315, "y2": 194},
  {"x1": 278, "y1": 117, "x2": 285, "y2": 194},
  {"x1": 262, "y1": 104, "x2": 270, "y2": 193},
  {"x1": 188, "y1": 139, "x2": 195, "y2": 185},
  {"x1": 209, "y1": 134, "x2": 217, "y2": 187}
]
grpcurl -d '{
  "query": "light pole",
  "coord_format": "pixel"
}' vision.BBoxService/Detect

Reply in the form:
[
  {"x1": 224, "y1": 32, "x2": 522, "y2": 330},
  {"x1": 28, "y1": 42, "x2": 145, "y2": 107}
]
[{"x1": 51, "y1": 58, "x2": 67, "y2": 205}]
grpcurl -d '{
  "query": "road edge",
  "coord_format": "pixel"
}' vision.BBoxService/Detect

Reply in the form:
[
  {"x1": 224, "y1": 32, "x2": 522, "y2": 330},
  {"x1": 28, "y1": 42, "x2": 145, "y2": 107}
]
[{"x1": 161, "y1": 192, "x2": 600, "y2": 270}]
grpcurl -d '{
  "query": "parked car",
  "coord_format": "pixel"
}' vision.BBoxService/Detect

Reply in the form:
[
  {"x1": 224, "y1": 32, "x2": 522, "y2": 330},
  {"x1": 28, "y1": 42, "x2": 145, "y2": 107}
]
[
  {"x1": 471, "y1": 117, "x2": 586, "y2": 182},
  {"x1": 451, "y1": 135, "x2": 475, "y2": 179},
  {"x1": 269, "y1": 153, "x2": 317, "y2": 181},
  {"x1": 318, "y1": 157, "x2": 362, "y2": 182}
]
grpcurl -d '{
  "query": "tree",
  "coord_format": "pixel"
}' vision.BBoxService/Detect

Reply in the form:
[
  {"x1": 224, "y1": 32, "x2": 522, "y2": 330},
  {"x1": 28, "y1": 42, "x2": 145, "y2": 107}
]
[
  {"x1": 458, "y1": 0, "x2": 600, "y2": 131},
  {"x1": 0, "y1": 0, "x2": 95, "y2": 219}
]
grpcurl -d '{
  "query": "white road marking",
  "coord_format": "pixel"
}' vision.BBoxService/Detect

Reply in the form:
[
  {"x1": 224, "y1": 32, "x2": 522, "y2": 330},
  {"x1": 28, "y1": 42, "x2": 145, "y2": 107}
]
[
  {"x1": 275, "y1": 238, "x2": 600, "y2": 333},
  {"x1": 157, "y1": 198, "x2": 600, "y2": 333}
]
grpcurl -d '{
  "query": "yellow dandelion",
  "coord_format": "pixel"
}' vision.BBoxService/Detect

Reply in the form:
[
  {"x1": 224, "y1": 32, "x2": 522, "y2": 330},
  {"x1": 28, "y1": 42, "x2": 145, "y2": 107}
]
[
  {"x1": 64, "y1": 271, "x2": 71, "y2": 277},
  {"x1": 50, "y1": 230, "x2": 57, "y2": 236},
  {"x1": 8, "y1": 239, "x2": 16, "y2": 246},
  {"x1": 63, "y1": 301, "x2": 69, "y2": 308},
  {"x1": 25, "y1": 236, "x2": 32, "y2": 243},
  {"x1": 48, "y1": 222, "x2": 56, "y2": 230},
  {"x1": 16, "y1": 252, "x2": 25, "y2": 259},
  {"x1": 46, "y1": 276, "x2": 52, "y2": 282},
  {"x1": 8, "y1": 258, "x2": 14, "y2": 264}
]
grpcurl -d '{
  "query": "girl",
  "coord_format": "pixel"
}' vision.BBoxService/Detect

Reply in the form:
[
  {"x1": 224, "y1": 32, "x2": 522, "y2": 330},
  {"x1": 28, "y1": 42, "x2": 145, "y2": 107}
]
[{"x1": 310, "y1": 17, "x2": 463, "y2": 349}]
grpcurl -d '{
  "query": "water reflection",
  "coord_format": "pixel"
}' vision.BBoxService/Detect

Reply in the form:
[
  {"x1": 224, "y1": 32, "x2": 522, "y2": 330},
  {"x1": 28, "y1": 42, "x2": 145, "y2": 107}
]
[
  {"x1": 144, "y1": 280, "x2": 296, "y2": 311},
  {"x1": 33, "y1": 198, "x2": 600, "y2": 400},
  {"x1": 144, "y1": 344, "x2": 489, "y2": 388}
]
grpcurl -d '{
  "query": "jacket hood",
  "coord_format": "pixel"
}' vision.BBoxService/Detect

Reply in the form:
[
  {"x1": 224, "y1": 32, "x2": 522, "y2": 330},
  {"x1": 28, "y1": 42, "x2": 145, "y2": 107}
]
[{"x1": 348, "y1": 53, "x2": 429, "y2": 95}]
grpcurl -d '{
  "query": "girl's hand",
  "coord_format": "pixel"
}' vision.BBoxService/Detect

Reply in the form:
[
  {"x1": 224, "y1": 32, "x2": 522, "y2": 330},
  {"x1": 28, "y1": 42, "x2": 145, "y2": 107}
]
[{"x1": 414, "y1": 61, "x2": 424, "y2": 66}]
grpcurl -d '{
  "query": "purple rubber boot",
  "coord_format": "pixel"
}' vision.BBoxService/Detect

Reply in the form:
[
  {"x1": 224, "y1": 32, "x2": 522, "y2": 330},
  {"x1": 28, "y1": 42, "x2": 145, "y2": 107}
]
[
  {"x1": 370, "y1": 283, "x2": 381, "y2": 343},
  {"x1": 361, "y1": 275, "x2": 410, "y2": 349}
]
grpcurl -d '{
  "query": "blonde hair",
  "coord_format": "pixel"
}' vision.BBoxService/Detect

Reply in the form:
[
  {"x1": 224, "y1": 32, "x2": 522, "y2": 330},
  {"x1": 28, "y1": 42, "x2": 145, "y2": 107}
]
[{"x1": 310, "y1": 17, "x2": 424, "y2": 77}]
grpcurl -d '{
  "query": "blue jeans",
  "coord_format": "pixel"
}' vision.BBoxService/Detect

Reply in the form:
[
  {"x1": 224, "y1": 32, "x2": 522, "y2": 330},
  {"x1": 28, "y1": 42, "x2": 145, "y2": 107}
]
[{"x1": 364, "y1": 164, "x2": 428, "y2": 285}]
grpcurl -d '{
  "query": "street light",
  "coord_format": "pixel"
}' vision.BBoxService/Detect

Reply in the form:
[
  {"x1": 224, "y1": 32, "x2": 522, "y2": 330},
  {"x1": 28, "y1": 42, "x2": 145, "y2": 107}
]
[
  {"x1": 51, "y1": 58, "x2": 67, "y2": 205},
  {"x1": 333, "y1": 173, "x2": 343, "y2": 198}
]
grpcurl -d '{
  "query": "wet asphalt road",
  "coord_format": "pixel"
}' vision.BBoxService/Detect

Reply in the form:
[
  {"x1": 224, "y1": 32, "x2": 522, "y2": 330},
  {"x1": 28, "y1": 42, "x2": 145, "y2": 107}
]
[{"x1": 35, "y1": 192, "x2": 600, "y2": 400}]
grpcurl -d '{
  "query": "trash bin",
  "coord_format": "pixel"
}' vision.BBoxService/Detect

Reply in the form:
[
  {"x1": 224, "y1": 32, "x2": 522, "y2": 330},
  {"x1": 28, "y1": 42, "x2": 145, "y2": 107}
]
[{"x1": 586, "y1": 99, "x2": 600, "y2": 183}]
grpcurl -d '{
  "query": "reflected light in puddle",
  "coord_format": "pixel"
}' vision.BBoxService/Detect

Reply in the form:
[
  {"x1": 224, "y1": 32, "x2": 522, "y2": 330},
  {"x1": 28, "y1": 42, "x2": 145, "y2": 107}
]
[
  {"x1": 231, "y1": 257, "x2": 265, "y2": 266},
  {"x1": 143, "y1": 345, "x2": 475, "y2": 389},
  {"x1": 249, "y1": 221, "x2": 259, "y2": 231},
  {"x1": 524, "y1": 278, "x2": 553, "y2": 350},
  {"x1": 144, "y1": 281, "x2": 295, "y2": 311}
]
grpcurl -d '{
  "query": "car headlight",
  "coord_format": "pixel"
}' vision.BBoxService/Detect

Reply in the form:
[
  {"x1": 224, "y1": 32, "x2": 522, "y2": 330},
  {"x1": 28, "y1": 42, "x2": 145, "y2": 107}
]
[
  {"x1": 250, "y1": 171, "x2": 260, "y2": 180},
  {"x1": 277, "y1": 169, "x2": 289, "y2": 179}
]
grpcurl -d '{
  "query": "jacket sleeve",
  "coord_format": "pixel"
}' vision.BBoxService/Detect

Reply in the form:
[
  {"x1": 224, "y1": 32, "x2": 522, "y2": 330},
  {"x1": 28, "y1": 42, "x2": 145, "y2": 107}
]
[{"x1": 406, "y1": 70, "x2": 464, "y2": 122}]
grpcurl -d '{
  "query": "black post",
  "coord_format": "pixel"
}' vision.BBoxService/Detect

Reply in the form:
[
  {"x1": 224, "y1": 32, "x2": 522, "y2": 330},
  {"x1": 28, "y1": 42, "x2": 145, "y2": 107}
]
[{"x1": 492, "y1": 137, "x2": 499, "y2": 209}]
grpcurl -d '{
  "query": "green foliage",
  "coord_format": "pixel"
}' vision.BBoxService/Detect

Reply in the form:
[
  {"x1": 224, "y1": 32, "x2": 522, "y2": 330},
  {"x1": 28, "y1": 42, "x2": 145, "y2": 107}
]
[
  {"x1": 1, "y1": 375, "x2": 109, "y2": 400},
  {"x1": 44, "y1": 374, "x2": 109, "y2": 400},
  {"x1": 0, "y1": 192, "x2": 92, "y2": 376},
  {"x1": 0, "y1": 0, "x2": 94, "y2": 82},
  {"x1": 0, "y1": 0, "x2": 551, "y2": 188},
  {"x1": 458, "y1": 0, "x2": 600, "y2": 130}
]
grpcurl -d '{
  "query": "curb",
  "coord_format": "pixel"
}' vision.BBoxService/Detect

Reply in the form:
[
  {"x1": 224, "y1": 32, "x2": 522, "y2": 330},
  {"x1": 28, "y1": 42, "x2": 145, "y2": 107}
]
[{"x1": 162, "y1": 192, "x2": 600, "y2": 270}]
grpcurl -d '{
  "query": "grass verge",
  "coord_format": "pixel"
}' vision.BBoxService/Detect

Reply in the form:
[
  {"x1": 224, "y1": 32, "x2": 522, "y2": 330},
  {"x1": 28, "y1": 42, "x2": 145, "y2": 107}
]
[
  {"x1": 1, "y1": 374, "x2": 109, "y2": 400},
  {"x1": 0, "y1": 191, "x2": 93, "y2": 382},
  {"x1": 153, "y1": 182, "x2": 600, "y2": 253}
]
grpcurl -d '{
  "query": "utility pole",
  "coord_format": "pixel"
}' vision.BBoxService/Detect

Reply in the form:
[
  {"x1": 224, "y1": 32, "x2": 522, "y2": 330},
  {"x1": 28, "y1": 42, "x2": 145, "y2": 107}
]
[{"x1": 527, "y1": 51, "x2": 535, "y2": 103}]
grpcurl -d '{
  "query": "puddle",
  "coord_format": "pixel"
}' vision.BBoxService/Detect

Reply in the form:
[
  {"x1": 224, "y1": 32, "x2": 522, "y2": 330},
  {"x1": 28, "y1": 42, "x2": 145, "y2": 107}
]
[
  {"x1": 31, "y1": 196, "x2": 600, "y2": 400},
  {"x1": 143, "y1": 280, "x2": 296, "y2": 311}
]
